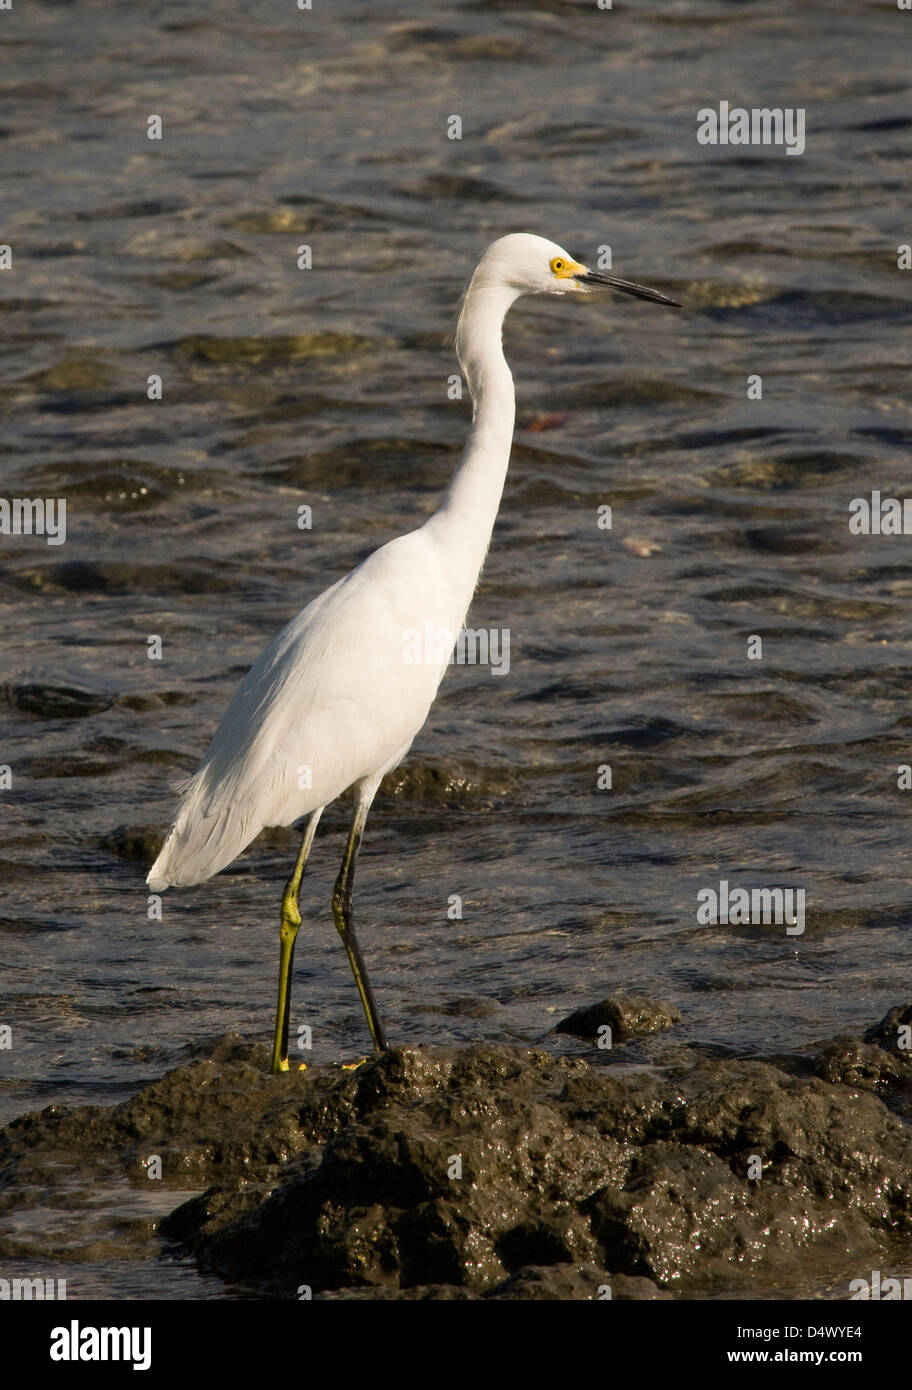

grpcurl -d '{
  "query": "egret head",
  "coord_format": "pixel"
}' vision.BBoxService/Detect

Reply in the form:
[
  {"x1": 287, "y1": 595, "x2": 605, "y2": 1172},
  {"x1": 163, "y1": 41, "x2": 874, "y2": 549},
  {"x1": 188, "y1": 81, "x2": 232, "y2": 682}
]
[{"x1": 473, "y1": 232, "x2": 680, "y2": 307}]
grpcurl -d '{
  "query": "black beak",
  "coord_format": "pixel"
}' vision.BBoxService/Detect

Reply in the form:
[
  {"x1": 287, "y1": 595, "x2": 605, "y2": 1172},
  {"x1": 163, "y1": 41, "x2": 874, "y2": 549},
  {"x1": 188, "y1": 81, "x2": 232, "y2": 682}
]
[{"x1": 576, "y1": 271, "x2": 681, "y2": 308}]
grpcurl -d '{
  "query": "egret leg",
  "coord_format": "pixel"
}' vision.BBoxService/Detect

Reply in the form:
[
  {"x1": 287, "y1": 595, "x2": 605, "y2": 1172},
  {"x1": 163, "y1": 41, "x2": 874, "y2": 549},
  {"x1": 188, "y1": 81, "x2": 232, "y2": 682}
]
[
  {"x1": 272, "y1": 808, "x2": 323, "y2": 1074},
  {"x1": 333, "y1": 798, "x2": 389, "y2": 1054}
]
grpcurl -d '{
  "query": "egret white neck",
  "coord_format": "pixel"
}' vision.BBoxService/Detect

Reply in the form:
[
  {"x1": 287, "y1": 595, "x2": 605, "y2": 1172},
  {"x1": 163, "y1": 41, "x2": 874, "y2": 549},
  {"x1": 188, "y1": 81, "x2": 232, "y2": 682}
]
[{"x1": 426, "y1": 280, "x2": 521, "y2": 586}]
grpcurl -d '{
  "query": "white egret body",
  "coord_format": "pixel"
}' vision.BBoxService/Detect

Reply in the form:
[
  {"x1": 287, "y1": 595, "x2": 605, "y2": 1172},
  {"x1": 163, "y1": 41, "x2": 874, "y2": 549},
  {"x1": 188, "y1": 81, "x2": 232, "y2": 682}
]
[{"x1": 147, "y1": 233, "x2": 679, "y2": 1070}]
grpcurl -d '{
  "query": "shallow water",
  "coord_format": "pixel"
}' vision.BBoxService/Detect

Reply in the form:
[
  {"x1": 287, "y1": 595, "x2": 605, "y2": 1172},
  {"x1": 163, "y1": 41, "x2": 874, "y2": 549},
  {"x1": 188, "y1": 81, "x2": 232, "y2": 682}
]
[{"x1": 1, "y1": 0, "x2": 911, "y2": 1297}]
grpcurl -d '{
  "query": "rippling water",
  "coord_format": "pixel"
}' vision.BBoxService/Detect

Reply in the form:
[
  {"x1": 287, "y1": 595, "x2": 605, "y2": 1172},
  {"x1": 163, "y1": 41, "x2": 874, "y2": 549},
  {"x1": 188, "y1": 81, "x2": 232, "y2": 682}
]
[{"x1": 1, "y1": 0, "x2": 911, "y2": 1296}]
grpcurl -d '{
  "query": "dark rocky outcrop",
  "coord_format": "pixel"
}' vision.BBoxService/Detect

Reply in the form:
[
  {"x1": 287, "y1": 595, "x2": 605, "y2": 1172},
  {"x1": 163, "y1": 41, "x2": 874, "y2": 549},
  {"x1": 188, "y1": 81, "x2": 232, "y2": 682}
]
[{"x1": 2, "y1": 1006, "x2": 911, "y2": 1299}]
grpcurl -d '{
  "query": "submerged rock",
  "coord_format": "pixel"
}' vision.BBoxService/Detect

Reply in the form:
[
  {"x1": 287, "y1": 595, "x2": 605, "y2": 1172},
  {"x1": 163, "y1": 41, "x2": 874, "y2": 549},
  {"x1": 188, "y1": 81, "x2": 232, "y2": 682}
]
[
  {"x1": 0, "y1": 681, "x2": 113, "y2": 718},
  {"x1": 864, "y1": 1002, "x2": 912, "y2": 1054},
  {"x1": 554, "y1": 994, "x2": 682, "y2": 1042},
  {"x1": 814, "y1": 1004, "x2": 912, "y2": 1119},
  {"x1": 99, "y1": 824, "x2": 168, "y2": 863},
  {"x1": 2, "y1": 1009, "x2": 912, "y2": 1298}
]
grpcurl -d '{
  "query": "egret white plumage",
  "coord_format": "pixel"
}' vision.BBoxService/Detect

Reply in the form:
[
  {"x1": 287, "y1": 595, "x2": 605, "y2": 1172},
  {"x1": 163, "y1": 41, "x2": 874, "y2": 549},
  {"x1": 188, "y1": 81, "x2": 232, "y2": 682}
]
[{"x1": 147, "y1": 232, "x2": 680, "y2": 1072}]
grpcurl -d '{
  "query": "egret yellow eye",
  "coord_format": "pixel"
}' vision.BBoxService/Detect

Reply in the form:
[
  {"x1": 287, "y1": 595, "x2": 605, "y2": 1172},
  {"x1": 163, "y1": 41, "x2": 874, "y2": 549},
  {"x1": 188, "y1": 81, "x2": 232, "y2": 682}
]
[{"x1": 550, "y1": 256, "x2": 582, "y2": 280}]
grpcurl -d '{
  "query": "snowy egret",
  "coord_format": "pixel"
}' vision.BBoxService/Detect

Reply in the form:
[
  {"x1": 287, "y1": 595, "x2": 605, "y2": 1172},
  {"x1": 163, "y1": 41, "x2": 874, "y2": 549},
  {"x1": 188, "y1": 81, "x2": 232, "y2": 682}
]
[{"x1": 147, "y1": 233, "x2": 680, "y2": 1071}]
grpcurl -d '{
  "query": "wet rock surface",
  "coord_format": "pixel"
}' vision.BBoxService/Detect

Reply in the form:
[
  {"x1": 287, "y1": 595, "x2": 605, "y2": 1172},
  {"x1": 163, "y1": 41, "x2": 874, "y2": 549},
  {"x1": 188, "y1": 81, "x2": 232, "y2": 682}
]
[
  {"x1": 555, "y1": 994, "x2": 682, "y2": 1042},
  {"x1": 865, "y1": 1002, "x2": 912, "y2": 1053},
  {"x1": 1, "y1": 1007, "x2": 911, "y2": 1299}
]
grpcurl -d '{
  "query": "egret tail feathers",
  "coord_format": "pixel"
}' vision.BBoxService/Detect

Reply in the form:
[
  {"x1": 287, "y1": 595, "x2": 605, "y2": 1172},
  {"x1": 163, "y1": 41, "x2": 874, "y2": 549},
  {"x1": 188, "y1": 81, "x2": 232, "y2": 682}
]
[{"x1": 146, "y1": 774, "x2": 264, "y2": 891}]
